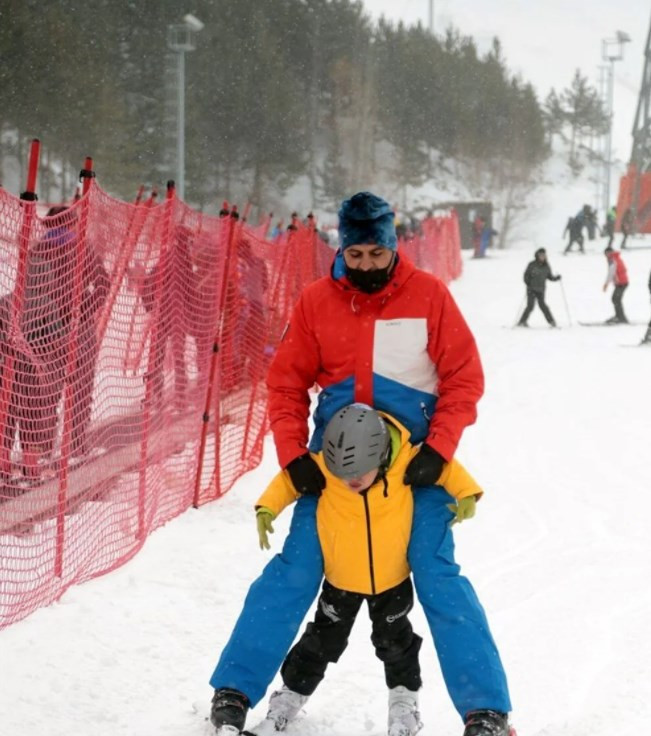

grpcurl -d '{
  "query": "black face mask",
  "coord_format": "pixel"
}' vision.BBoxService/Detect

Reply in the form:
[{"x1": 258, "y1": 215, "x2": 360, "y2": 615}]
[{"x1": 345, "y1": 257, "x2": 396, "y2": 293}]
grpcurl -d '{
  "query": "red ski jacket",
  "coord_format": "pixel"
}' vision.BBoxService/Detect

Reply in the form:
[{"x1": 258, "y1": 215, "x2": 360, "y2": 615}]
[
  {"x1": 606, "y1": 251, "x2": 629, "y2": 286},
  {"x1": 266, "y1": 252, "x2": 484, "y2": 469}
]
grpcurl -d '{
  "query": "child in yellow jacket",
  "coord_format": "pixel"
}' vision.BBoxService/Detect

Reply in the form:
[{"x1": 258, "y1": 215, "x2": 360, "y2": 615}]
[{"x1": 252, "y1": 403, "x2": 482, "y2": 736}]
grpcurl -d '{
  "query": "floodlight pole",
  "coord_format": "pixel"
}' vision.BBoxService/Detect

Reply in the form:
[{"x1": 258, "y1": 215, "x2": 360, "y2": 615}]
[{"x1": 167, "y1": 15, "x2": 203, "y2": 201}]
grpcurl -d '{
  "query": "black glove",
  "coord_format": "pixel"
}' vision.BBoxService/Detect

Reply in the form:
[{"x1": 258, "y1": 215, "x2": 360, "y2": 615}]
[
  {"x1": 554, "y1": 274, "x2": 562, "y2": 281},
  {"x1": 404, "y1": 444, "x2": 445, "y2": 487},
  {"x1": 286, "y1": 453, "x2": 326, "y2": 496}
]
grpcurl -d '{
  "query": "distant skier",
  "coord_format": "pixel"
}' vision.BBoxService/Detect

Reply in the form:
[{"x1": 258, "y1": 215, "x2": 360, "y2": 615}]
[
  {"x1": 620, "y1": 207, "x2": 634, "y2": 249},
  {"x1": 603, "y1": 246, "x2": 629, "y2": 324},
  {"x1": 585, "y1": 206, "x2": 598, "y2": 240},
  {"x1": 641, "y1": 268, "x2": 651, "y2": 344},
  {"x1": 563, "y1": 205, "x2": 589, "y2": 254},
  {"x1": 478, "y1": 222, "x2": 498, "y2": 258},
  {"x1": 602, "y1": 206, "x2": 616, "y2": 247},
  {"x1": 517, "y1": 248, "x2": 561, "y2": 327}
]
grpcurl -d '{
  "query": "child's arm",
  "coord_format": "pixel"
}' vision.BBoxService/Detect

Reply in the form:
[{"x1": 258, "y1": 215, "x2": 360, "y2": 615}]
[
  {"x1": 438, "y1": 459, "x2": 483, "y2": 525},
  {"x1": 438, "y1": 458, "x2": 483, "y2": 501},
  {"x1": 255, "y1": 469, "x2": 301, "y2": 517}
]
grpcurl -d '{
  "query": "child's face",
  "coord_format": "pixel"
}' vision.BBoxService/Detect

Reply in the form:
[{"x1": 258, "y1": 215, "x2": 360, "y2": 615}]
[{"x1": 342, "y1": 468, "x2": 379, "y2": 493}]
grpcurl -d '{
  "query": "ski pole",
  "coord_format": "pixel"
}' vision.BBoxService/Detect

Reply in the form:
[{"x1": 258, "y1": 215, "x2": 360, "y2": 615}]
[
  {"x1": 559, "y1": 279, "x2": 572, "y2": 326},
  {"x1": 512, "y1": 295, "x2": 525, "y2": 327}
]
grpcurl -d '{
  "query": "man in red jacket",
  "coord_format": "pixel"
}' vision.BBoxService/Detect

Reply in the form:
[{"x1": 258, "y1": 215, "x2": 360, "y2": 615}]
[
  {"x1": 209, "y1": 192, "x2": 511, "y2": 736},
  {"x1": 603, "y1": 246, "x2": 629, "y2": 324}
]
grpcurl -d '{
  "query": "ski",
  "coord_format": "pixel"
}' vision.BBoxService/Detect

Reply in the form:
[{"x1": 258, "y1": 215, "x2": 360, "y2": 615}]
[{"x1": 578, "y1": 321, "x2": 646, "y2": 327}]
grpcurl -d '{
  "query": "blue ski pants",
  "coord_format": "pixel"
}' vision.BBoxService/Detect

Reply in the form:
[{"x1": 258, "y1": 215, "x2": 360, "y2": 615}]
[{"x1": 209, "y1": 488, "x2": 511, "y2": 718}]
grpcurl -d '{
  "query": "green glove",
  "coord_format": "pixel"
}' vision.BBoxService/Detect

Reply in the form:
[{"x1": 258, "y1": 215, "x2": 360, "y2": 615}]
[
  {"x1": 446, "y1": 496, "x2": 477, "y2": 526},
  {"x1": 256, "y1": 507, "x2": 276, "y2": 550}
]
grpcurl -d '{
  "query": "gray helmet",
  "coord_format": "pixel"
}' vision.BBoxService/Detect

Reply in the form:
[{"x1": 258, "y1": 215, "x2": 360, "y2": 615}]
[{"x1": 322, "y1": 403, "x2": 391, "y2": 480}]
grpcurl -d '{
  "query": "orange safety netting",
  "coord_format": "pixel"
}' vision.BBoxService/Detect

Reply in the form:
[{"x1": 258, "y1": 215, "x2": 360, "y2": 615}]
[
  {"x1": 616, "y1": 166, "x2": 651, "y2": 233},
  {"x1": 0, "y1": 183, "x2": 460, "y2": 629}
]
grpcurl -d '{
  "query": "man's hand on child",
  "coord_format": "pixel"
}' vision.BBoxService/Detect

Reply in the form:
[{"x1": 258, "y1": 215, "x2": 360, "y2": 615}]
[
  {"x1": 285, "y1": 453, "x2": 326, "y2": 496},
  {"x1": 404, "y1": 444, "x2": 445, "y2": 486},
  {"x1": 446, "y1": 496, "x2": 477, "y2": 525},
  {"x1": 256, "y1": 507, "x2": 276, "y2": 550}
]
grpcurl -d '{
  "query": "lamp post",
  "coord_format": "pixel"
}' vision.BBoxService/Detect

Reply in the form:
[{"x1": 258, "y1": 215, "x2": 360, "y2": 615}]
[
  {"x1": 601, "y1": 30, "x2": 631, "y2": 214},
  {"x1": 167, "y1": 14, "x2": 204, "y2": 201}
]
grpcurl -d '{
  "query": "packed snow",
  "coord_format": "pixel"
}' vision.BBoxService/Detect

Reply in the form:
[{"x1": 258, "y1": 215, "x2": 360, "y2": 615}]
[{"x1": 1, "y1": 177, "x2": 650, "y2": 736}]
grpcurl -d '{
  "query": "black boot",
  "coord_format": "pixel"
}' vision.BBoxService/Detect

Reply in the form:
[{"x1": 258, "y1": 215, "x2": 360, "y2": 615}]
[
  {"x1": 210, "y1": 688, "x2": 250, "y2": 734},
  {"x1": 463, "y1": 709, "x2": 510, "y2": 736}
]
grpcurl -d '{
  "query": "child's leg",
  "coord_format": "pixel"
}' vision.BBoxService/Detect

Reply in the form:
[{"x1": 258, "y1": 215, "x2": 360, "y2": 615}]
[
  {"x1": 281, "y1": 580, "x2": 363, "y2": 696},
  {"x1": 209, "y1": 496, "x2": 323, "y2": 707},
  {"x1": 367, "y1": 578, "x2": 422, "y2": 691}
]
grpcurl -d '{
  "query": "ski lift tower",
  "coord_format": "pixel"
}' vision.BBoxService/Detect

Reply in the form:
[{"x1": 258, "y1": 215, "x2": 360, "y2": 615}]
[
  {"x1": 629, "y1": 18, "x2": 651, "y2": 224},
  {"x1": 600, "y1": 30, "x2": 631, "y2": 215}
]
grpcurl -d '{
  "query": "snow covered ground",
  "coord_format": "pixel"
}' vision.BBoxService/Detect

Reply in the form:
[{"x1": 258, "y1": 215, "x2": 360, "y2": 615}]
[{"x1": 1, "y1": 212, "x2": 651, "y2": 736}]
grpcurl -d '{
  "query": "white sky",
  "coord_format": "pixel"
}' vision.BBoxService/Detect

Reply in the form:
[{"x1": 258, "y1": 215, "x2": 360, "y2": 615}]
[{"x1": 361, "y1": 0, "x2": 650, "y2": 164}]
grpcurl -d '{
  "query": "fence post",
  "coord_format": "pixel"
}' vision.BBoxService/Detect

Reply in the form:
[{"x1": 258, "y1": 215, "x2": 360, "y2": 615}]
[
  {"x1": 54, "y1": 156, "x2": 95, "y2": 577},
  {"x1": 192, "y1": 203, "x2": 238, "y2": 507},
  {"x1": 135, "y1": 181, "x2": 176, "y2": 539},
  {"x1": 0, "y1": 138, "x2": 40, "y2": 478}
]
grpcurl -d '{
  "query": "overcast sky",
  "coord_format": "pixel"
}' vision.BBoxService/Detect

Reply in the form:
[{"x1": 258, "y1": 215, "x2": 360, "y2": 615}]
[{"x1": 361, "y1": 0, "x2": 649, "y2": 164}]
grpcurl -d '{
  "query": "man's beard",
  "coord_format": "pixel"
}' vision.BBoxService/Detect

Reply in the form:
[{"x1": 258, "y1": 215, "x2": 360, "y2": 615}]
[{"x1": 345, "y1": 256, "x2": 396, "y2": 293}]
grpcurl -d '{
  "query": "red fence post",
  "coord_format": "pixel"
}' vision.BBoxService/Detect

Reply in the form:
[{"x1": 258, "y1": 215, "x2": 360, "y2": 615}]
[
  {"x1": 54, "y1": 156, "x2": 95, "y2": 577},
  {"x1": 136, "y1": 181, "x2": 176, "y2": 539},
  {"x1": 192, "y1": 203, "x2": 238, "y2": 507},
  {"x1": 0, "y1": 138, "x2": 41, "y2": 477}
]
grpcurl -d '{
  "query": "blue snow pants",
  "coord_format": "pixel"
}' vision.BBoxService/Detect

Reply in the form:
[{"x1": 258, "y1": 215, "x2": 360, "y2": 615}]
[
  {"x1": 209, "y1": 488, "x2": 512, "y2": 718},
  {"x1": 209, "y1": 496, "x2": 323, "y2": 707},
  {"x1": 408, "y1": 486, "x2": 511, "y2": 718}
]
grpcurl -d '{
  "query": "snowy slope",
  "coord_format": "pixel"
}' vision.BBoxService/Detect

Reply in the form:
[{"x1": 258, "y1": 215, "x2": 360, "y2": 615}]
[{"x1": 1, "y1": 190, "x2": 650, "y2": 736}]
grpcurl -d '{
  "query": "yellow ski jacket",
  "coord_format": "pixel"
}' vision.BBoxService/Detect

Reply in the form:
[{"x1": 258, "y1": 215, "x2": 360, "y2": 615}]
[{"x1": 256, "y1": 414, "x2": 482, "y2": 596}]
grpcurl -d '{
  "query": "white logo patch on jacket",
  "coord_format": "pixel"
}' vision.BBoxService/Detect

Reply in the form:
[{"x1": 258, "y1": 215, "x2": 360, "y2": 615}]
[{"x1": 374, "y1": 318, "x2": 439, "y2": 394}]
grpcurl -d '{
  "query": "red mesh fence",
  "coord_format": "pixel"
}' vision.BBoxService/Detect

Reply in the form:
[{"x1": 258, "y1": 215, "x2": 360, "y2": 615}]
[
  {"x1": 0, "y1": 181, "x2": 460, "y2": 629},
  {"x1": 399, "y1": 209, "x2": 462, "y2": 283}
]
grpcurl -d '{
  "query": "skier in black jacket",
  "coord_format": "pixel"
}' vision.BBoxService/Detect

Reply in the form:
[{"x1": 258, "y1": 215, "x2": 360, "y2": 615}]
[
  {"x1": 517, "y1": 248, "x2": 561, "y2": 327},
  {"x1": 642, "y1": 268, "x2": 651, "y2": 344}
]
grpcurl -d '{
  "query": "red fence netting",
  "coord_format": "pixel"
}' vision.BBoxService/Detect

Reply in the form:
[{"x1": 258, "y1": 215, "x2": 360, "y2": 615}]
[{"x1": 0, "y1": 179, "x2": 461, "y2": 629}]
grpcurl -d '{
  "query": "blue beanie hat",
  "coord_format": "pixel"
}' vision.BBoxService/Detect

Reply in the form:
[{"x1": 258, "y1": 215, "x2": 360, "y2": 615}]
[{"x1": 338, "y1": 192, "x2": 397, "y2": 251}]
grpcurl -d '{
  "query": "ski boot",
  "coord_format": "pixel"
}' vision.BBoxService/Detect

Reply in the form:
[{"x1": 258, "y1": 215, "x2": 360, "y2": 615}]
[
  {"x1": 463, "y1": 709, "x2": 513, "y2": 736},
  {"x1": 387, "y1": 686, "x2": 423, "y2": 736},
  {"x1": 254, "y1": 686, "x2": 309, "y2": 733},
  {"x1": 210, "y1": 688, "x2": 250, "y2": 735}
]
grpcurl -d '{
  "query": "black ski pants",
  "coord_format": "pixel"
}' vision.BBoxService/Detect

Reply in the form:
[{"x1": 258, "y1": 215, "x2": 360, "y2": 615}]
[
  {"x1": 612, "y1": 284, "x2": 628, "y2": 322},
  {"x1": 281, "y1": 577, "x2": 422, "y2": 696},
  {"x1": 520, "y1": 289, "x2": 556, "y2": 326},
  {"x1": 564, "y1": 233, "x2": 584, "y2": 253}
]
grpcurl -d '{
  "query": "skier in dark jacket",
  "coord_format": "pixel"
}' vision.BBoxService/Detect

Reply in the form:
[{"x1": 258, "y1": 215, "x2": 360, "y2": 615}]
[
  {"x1": 641, "y1": 268, "x2": 651, "y2": 344},
  {"x1": 563, "y1": 206, "x2": 588, "y2": 254},
  {"x1": 517, "y1": 248, "x2": 561, "y2": 327}
]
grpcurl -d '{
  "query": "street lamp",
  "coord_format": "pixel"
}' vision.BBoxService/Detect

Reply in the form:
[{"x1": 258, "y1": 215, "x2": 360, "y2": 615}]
[
  {"x1": 601, "y1": 30, "x2": 631, "y2": 213},
  {"x1": 167, "y1": 14, "x2": 204, "y2": 200}
]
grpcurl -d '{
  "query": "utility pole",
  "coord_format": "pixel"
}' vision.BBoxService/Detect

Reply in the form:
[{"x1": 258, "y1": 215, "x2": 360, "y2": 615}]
[{"x1": 428, "y1": 0, "x2": 434, "y2": 34}]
